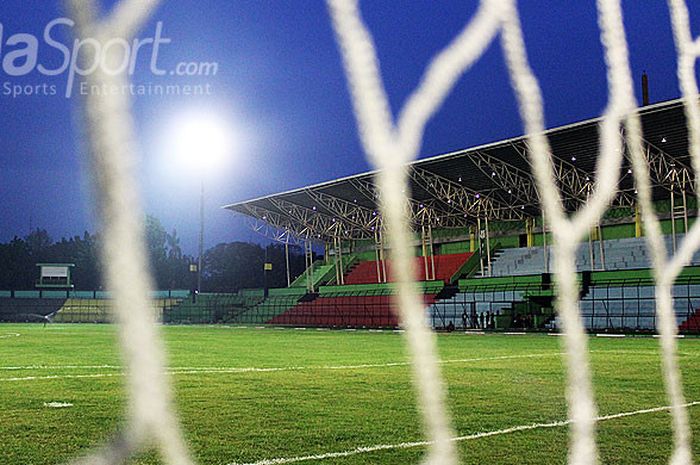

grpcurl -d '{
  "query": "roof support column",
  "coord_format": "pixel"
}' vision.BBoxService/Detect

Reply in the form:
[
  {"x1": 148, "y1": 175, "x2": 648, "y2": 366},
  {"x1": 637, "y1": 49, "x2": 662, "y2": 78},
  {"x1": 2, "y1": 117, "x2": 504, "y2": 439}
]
[
  {"x1": 333, "y1": 236, "x2": 345, "y2": 286},
  {"x1": 380, "y1": 232, "x2": 387, "y2": 283},
  {"x1": 542, "y1": 211, "x2": 549, "y2": 274},
  {"x1": 671, "y1": 195, "x2": 677, "y2": 250},
  {"x1": 374, "y1": 231, "x2": 381, "y2": 283},
  {"x1": 333, "y1": 237, "x2": 339, "y2": 285},
  {"x1": 285, "y1": 240, "x2": 291, "y2": 288},
  {"x1": 682, "y1": 190, "x2": 689, "y2": 234},
  {"x1": 374, "y1": 229, "x2": 387, "y2": 283},
  {"x1": 421, "y1": 225, "x2": 429, "y2": 281},
  {"x1": 420, "y1": 224, "x2": 436, "y2": 281},
  {"x1": 635, "y1": 204, "x2": 643, "y2": 238},
  {"x1": 670, "y1": 190, "x2": 678, "y2": 253},
  {"x1": 304, "y1": 240, "x2": 314, "y2": 293},
  {"x1": 428, "y1": 225, "x2": 436, "y2": 281},
  {"x1": 339, "y1": 239, "x2": 345, "y2": 285},
  {"x1": 587, "y1": 226, "x2": 595, "y2": 271},
  {"x1": 669, "y1": 169, "x2": 690, "y2": 253},
  {"x1": 484, "y1": 217, "x2": 492, "y2": 277},
  {"x1": 597, "y1": 224, "x2": 606, "y2": 271},
  {"x1": 525, "y1": 217, "x2": 535, "y2": 248},
  {"x1": 477, "y1": 217, "x2": 484, "y2": 276}
]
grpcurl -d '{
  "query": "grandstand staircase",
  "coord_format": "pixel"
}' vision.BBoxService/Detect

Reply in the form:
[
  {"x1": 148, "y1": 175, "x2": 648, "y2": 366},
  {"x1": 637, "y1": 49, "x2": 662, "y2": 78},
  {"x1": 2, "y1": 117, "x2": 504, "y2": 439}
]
[
  {"x1": 435, "y1": 284, "x2": 459, "y2": 300},
  {"x1": 290, "y1": 261, "x2": 336, "y2": 290},
  {"x1": 342, "y1": 262, "x2": 359, "y2": 281},
  {"x1": 166, "y1": 294, "x2": 258, "y2": 324},
  {"x1": 219, "y1": 305, "x2": 255, "y2": 324},
  {"x1": 298, "y1": 292, "x2": 319, "y2": 303},
  {"x1": 255, "y1": 254, "x2": 473, "y2": 328},
  {"x1": 471, "y1": 244, "x2": 502, "y2": 278}
]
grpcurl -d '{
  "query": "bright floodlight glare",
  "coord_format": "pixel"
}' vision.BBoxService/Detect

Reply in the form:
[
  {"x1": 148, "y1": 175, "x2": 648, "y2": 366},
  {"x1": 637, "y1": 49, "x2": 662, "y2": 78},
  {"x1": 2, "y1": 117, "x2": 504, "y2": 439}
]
[{"x1": 171, "y1": 111, "x2": 234, "y2": 174}]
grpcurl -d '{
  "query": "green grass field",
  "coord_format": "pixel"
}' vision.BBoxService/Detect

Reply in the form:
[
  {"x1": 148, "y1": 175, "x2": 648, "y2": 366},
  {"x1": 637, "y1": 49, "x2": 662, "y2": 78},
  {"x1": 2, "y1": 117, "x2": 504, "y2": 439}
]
[{"x1": 1, "y1": 324, "x2": 699, "y2": 465}]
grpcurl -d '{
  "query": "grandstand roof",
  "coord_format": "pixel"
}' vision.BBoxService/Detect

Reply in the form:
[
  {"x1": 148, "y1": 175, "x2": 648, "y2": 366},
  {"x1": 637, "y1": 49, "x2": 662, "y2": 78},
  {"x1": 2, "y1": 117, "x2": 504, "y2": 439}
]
[{"x1": 224, "y1": 98, "x2": 695, "y2": 243}]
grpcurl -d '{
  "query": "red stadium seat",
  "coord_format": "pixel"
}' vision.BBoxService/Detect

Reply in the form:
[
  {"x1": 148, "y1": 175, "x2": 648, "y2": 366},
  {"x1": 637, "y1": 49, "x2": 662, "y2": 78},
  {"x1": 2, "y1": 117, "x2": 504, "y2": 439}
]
[
  {"x1": 268, "y1": 294, "x2": 437, "y2": 328},
  {"x1": 343, "y1": 253, "x2": 471, "y2": 285}
]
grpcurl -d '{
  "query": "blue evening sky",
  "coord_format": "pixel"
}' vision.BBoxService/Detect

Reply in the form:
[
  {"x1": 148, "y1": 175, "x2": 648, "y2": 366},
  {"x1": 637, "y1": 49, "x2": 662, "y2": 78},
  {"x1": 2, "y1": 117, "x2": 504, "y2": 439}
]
[{"x1": 0, "y1": 1, "x2": 698, "y2": 253}]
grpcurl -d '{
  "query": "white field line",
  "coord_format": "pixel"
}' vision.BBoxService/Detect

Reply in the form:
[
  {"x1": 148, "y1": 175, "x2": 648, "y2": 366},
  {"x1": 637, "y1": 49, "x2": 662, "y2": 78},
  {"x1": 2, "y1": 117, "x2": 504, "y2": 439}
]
[
  {"x1": 0, "y1": 352, "x2": 565, "y2": 382},
  {"x1": 6, "y1": 372, "x2": 129, "y2": 381},
  {"x1": 0, "y1": 365, "x2": 121, "y2": 371},
  {"x1": 0, "y1": 333, "x2": 20, "y2": 339},
  {"x1": 0, "y1": 348, "x2": 669, "y2": 372},
  {"x1": 0, "y1": 350, "x2": 672, "y2": 382},
  {"x1": 227, "y1": 401, "x2": 700, "y2": 465}
]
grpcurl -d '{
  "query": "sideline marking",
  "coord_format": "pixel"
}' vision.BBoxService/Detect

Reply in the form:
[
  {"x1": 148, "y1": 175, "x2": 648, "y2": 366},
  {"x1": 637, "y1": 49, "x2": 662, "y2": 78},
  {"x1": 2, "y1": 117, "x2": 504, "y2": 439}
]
[
  {"x1": 0, "y1": 333, "x2": 20, "y2": 339},
  {"x1": 227, "y1": 401, "x2": 700, "y2": 465},
  {"x1": 0, "y1": 349, "x2": 674, "y2": 382},
  {"x1": 0, "y1": 365, "x2": 120, "y2": 371},
  {"x1": 0, "y1": 352, "x2": 565, "y2": 382}
]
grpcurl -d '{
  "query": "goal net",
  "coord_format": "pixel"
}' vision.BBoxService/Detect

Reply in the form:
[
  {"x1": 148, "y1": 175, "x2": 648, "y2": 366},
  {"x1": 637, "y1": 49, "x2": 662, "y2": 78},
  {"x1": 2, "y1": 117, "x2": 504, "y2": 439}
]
[{"x1": 68, "y1": 0, "x2": 698, "y2": 464}]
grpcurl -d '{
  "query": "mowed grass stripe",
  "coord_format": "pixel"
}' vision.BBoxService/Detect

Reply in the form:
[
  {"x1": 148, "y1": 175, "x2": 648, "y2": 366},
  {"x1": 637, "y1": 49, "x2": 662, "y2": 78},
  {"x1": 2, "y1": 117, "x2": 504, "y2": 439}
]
[
  {"x1": 0, "y1": 325, "x2": 699, "y2": 465},
  {"x1": 0, "y1": 353, "x2": 566, "y2": 382},
  {"x1": 0, "y1": 349, "x2": 672, "y2": 382},
  {"x1": 228, "y1": 401, "x2": 700, "y2": 465}
]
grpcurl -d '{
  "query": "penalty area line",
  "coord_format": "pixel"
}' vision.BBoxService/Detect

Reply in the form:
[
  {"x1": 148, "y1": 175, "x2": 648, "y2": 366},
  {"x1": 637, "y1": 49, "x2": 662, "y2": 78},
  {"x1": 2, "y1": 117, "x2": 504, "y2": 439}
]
[{"x1": 227, "y1": 401, "x2": 700, "y2": 465}]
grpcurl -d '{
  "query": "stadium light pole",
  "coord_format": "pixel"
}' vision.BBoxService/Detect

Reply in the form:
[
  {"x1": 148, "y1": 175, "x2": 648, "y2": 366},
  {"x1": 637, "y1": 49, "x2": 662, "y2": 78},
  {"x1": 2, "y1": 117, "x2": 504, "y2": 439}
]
[
  {"x1": 198, "y1": 178, "x2": 204, "y2": 295},
  {"x1": 171, "y1": 112, "x2": 233, "y2": 295}
]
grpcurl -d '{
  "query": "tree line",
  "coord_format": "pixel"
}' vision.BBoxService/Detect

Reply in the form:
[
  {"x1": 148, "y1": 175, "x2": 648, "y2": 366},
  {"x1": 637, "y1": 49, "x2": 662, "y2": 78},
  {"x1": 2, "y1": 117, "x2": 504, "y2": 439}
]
[{"x1": 0, "y1": 216, "x2": 309, "y2": 292}]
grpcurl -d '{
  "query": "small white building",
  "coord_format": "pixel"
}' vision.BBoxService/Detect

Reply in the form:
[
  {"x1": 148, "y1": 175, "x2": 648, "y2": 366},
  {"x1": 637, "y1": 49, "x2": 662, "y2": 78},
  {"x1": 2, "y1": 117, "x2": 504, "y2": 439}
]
[{"x1": 36, "y1": 263, "x2": 75, "y2": 289}]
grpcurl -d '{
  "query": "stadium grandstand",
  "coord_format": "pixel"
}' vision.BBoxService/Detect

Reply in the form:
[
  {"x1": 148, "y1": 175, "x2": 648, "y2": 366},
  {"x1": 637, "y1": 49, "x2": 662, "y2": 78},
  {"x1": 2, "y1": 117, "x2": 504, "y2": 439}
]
[
  {"x1": 3, "y1": 98, "x2": 700, "y2": 333},
  {"x1": 220, "y1": 97, "x2": 700, "y2": 333}
]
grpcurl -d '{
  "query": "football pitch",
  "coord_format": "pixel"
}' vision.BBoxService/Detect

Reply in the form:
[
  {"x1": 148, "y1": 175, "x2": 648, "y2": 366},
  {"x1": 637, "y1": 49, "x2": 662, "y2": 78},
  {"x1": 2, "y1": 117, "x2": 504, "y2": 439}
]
[{"x1": 1, "y1": 325, "x2": 699, "y2": 465}]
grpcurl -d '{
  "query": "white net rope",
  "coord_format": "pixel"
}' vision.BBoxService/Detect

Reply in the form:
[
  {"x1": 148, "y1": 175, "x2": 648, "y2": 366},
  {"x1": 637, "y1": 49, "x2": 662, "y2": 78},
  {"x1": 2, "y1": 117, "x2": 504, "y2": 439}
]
[
  {"x1": 67, "y1": 1, "x2": 192, "y2": 464},
  {"x1": 66, "y1": 0, "x2": 699, "y2": 464},
  {"x1": 328, "y1": 1, "x2": 697, "y2": 465}
]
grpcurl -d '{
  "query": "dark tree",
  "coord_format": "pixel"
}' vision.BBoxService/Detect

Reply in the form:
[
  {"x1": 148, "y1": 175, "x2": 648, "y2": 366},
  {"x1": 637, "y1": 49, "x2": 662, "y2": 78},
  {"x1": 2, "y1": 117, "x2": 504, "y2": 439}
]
[
  {"x1": 0, "y1": 220, "x2": 309, "y2": 292},
  {"x1": 201, "y1": 242, "x2": 308, "y2": 292},
  {"x1": 0, "y1": 237, "x2": 33, "y2": 289}
]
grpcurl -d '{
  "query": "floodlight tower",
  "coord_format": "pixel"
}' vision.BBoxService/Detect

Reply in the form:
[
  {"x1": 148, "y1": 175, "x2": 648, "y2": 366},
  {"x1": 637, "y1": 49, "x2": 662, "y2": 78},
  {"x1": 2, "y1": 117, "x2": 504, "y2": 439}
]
[
  {"x1": 172, "y1": 112, "x2": 233, "y2": 294},
  {"x1": 198, "y1": 178, "x2": 205, "y2": 294}
]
